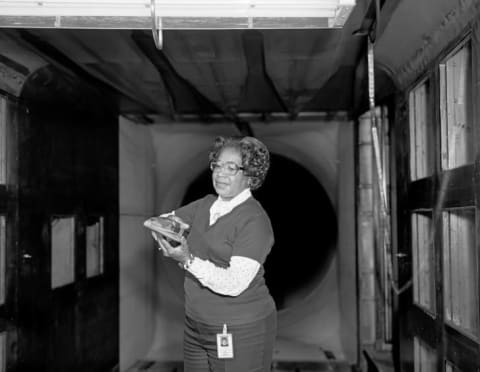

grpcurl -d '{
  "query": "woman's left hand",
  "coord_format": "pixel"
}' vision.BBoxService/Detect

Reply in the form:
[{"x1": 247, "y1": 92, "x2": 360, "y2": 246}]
[{"x1": 155, "y1": 234, "x2": 190, "y2": 265}]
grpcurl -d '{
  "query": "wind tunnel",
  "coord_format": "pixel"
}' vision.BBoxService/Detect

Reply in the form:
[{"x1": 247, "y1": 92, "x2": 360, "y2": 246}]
[
  {"x1": 1, "y1": 32, "x2": 356, "y2": 367},
  {"x1": 120, "y1": 117, "x2": 357, "y2": 370}
]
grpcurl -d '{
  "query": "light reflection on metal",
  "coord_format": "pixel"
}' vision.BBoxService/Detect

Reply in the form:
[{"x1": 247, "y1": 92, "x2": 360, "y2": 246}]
[
  {"x1": 0, "y1": 0, "x2": 356, "y2": 29},
  {"x1": 150, "y1": 0, "x2": 162, "y2": 49},
  {"x1": 329, "y1": 4, "x2": 355, "y2": 28}
]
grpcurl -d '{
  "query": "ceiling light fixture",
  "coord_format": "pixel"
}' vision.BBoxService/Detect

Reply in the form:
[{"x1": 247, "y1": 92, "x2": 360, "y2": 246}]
[{"x1": 0, "y1": 0, "x2": 356, "y2": 29}]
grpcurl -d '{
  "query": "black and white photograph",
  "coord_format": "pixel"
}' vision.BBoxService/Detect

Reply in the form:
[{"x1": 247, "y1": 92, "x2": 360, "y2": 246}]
[{"x1": 0, "y1": 0, "x2": 478, "y2": 371}]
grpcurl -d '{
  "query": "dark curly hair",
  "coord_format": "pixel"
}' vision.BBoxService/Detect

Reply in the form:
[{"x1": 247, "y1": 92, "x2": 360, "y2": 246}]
[{"x1": 208, "y1": 136, "x2": 270, "y2": 190}]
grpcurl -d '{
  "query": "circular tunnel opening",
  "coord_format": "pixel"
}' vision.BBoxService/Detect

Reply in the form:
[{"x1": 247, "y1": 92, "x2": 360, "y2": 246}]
[{"x1": 182, "y1": 153, "x2": 337, "y2": 310}]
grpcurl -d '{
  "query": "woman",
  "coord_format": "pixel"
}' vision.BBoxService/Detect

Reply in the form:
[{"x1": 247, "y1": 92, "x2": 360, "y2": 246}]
[{"x1": 154, "y1": 135, "x2": 276, "y2": 372}]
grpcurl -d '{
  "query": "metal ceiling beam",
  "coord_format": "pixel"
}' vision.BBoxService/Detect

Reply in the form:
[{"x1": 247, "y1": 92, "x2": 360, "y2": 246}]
[
  {"x1": 132, "y1": 30, "x2": 254, "y2": 135},
  {"x1": 132, "y1": 31, "x2": 220, "y2": 118},
  {"x1": 237, "y1": 30, "x2": 287, "y2": 114}
]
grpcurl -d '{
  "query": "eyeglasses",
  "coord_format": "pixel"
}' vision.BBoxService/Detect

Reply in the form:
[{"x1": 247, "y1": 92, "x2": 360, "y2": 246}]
[{"x1": 210, "y1": 161, "x2": 244, "y2": 176}]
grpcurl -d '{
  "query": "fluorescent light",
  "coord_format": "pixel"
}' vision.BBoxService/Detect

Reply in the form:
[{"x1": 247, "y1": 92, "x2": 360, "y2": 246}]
[{"x1": 0, "y1": 0, "x2": 356, "y2": 28}]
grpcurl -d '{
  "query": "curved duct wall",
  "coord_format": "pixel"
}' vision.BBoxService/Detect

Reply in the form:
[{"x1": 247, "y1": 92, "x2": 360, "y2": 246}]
[
  {"x1": 182, "y1": 153, "x2": 337, "y2": 311},
  {"x1": 119, "y1": 118, "x2": 357, "y2": 369}
]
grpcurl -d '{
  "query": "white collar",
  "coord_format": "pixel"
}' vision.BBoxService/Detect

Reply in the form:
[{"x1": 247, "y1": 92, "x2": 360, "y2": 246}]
[
  {"x1": 209, "y1": 188, "x2": 251, "y2": 224},
  {"x1": 215, "y1": 188, "x2": 251, "y2": 208}
]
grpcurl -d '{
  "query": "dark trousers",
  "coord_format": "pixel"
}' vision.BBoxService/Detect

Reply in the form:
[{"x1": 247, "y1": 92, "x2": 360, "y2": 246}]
[{"x1": 184, "y1": 311, "x2": 277, "y2": 372}]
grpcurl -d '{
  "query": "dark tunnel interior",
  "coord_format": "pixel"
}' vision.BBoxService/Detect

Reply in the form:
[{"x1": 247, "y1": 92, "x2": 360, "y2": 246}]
[{"x1": 182, "y1": 153, "x2": 338, "y2": 310}]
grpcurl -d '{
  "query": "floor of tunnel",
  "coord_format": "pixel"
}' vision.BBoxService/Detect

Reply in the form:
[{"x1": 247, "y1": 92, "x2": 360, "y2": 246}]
[
  {"x1": 127, "y1": 338, "x2": 352, "y2": 372},
  {"x1": 126, "y1": 359, "x2": 353, "y2": 372}
]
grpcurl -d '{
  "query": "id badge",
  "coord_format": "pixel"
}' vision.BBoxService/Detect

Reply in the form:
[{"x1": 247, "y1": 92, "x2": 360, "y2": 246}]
[{"x1": 216, "y1": 324, "x2": 234, "y2": 359}]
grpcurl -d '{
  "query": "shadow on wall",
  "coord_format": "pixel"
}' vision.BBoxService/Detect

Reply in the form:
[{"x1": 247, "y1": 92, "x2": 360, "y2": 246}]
[{"x1": 182, "y1": 153, "x2": 337, "y2": 310}]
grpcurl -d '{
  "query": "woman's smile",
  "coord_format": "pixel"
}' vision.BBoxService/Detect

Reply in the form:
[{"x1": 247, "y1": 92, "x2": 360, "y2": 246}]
[{"x1": 214, "y1": 179, "x2": 230, "y2": 187}]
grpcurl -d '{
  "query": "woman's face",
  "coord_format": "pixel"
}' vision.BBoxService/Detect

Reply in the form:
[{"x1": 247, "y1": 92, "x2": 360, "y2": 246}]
[{"x1": 212, "y1": 147, "x2": 249, "y2": 200}]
